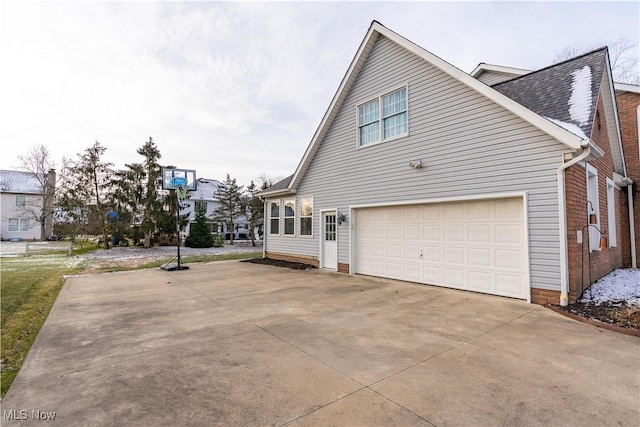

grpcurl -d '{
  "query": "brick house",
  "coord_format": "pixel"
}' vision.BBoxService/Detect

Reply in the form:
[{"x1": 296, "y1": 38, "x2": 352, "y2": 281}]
[{"x1": 259, "y1": 22, "x2": 638, "y2": 306}]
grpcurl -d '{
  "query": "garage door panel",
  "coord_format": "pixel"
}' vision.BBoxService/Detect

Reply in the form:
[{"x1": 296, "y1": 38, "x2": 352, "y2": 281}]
[
  {"x1": 355, "y1": 197, "x2": 528, "y2": 300},
  {"x1": 468, "y1": 224, "x2": 492, "y2": 243},
  {"x1": 495, "y1": 249, "x2": 522, "y2": 269},
  {"x1": 403, "y1": 225, "x2": 421, "y2": 240},
  {"x1": 496, "y1": 224, "x2": 523, "y2": 244},
  {"x1": 444, "y1": 225, "x2": 465, "y2": 241},
  {"x1": 423, "y1": 225, "x2": 441, "y2": 241},
  {"x1": 444, "y1": 268, "x2": 465, "y2": 287},
  {"x1": 468, "y1": 247, "x2": 491, "y2": 267},
  {"x1": 444, "y1": 247, "x2": 465, "y2": 264},
  {"x1": 469, "y1": 271, "x2": 493, "y2": 290},
  {"x1": 422, "y1": 246, "x2": 441, "y2": 262}
]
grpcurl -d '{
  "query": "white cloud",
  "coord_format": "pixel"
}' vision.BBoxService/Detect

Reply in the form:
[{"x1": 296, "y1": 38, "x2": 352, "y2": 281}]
[{"x1": 1, "y1": 1, "x2": 638, "y2": 186}]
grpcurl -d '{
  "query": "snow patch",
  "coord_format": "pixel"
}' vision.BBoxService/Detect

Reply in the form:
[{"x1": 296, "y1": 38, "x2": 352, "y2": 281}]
[
  {"x1": 568, "y1": 66, "x2": 592, "y2": 126},
  {"x1": 544, "y1": 116, "x2": 588, "y2": 139},
  {"x1": 579, "y1": 269, "x2": 640, "y2": 306}
]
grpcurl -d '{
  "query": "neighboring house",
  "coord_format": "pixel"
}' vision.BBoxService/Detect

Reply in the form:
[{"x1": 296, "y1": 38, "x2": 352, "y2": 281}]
[
  {"x1": 183, "y1": 177, "x2": 253, "y2": 240},
  {"x1": 259, "y1": 21, "x2": 637, "y2": 306},
  {"x1": 0, "y1": 169, "x2": 51, "y2": 240}
]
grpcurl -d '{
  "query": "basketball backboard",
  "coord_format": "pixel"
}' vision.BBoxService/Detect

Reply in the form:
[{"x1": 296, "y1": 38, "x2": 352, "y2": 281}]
[{"x1": 161, "y1": 168, "x2": 197, "y2": 191}]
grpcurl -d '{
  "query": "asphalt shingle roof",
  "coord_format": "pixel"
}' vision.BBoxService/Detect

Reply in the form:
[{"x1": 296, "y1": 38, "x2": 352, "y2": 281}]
[
  {"x1": 258, "y1": 174, "x2": 293, "y2": 195},
  {"x1": 0, "y1": 170, "x2": 43, "y2": 194},
  {"x1": 491, "y1": 48, "x2": 608, "y2": 139}
]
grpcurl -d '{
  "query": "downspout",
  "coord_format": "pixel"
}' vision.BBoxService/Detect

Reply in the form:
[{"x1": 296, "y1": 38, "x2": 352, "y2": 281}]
[
  {"x1": 260, "y1": 196, "x2": 266, "y2": 258},
  {"x1": 557, "y1": 144, "x2": 591, "y2": 306},
  {"x1": 626, "y1": 180, "x2": 637, "y2": 268}
]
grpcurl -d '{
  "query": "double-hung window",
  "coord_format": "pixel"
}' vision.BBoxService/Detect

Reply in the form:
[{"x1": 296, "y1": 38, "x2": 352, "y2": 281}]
[
  {"x1": 284, "y1": 200, "x2": 295, "y2": 235},
  {"x1": 270, "y1": 202, "x2": 280, "y2": 235},
  {"x1": 8, "y1": 218, "x2": 30, "y2": 232},
  {"x1": 15, "y1": 195, "x2": 25, "y2": 207},
  {"x1": 586, "y1": 164, "x2": 600, "y2": 252},
  {"x1": 299, "y1": 197, "x2": 313, "y2": 236},
  {"x1": 358, "y1": 87, "x2": 408, "y2": 147}
]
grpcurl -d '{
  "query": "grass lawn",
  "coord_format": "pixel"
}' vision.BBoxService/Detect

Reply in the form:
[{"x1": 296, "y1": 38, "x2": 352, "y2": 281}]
[{"x1": 1, "y1": 247, "x2": 260, "y2": 397}]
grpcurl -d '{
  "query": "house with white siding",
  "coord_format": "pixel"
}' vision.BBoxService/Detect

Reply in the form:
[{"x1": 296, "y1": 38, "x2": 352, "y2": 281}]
[
  {"x1": 259, "y1": 21, "x2": 637, "y2": 306},
  {"x1": 0, "y1": 170, "x2": 48, "y2": 240}
]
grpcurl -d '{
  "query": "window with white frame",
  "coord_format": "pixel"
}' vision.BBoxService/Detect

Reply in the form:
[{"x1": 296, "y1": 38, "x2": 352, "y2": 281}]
[
  {"x1": 194, "y1": 200, "x2": 207, "y2": 213},
  {"x1": 607, "y1": 179, "x2": 617, "y2": 247},
  {"x1": 299, "y1": 197, "x2": 313, "y2": 236},
  {"x1": 358, "y1": 87, "x2": 408, "y2": 147},
  {"x1": 586, "y1": 164, "x2": 600, "y2": 252},
  {"x1": 15, "y1": 194, "x2": 25, "y2": 207},
  {"x1": 8, "y1": 218, "x2": 30, "y2": 232},
  {"x1": 284, "y1": 200, "x2": 295, "y2": 235},
  {"x1": 269, "y1": 202, "x2": 279, "y2": 235}
]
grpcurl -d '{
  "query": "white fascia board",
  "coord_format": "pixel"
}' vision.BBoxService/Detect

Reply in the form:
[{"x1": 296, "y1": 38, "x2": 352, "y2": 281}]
[
  {"x1": 258, "y1": 188, "x2": 296, "y2": 198},
  {"x1": 470, "y1": 63, "x2": 531, "y2": 78},
  {"x1": 289, "y1": 22, "x2": 587, "y2": 193},
  {"x1": 614, "y1": 82, "x2": 640, "y2": 94},
  {"x1": 602, "y1": 55, "x2": 627, "y2": 176},
  {"x1": 376, "y1": 24, "x2": 585, "y2": 150},
  {"x1": 288, "y1": 24, "x2": 379, "y2": 191}
]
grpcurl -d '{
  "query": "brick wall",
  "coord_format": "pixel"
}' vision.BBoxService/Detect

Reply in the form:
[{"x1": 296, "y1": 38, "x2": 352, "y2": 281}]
[
  {"x1": 531, "y1": 288, "x2": 561, "y2": 305},
  {"x1": 564, "y1": 96, "x2": 626, "y2": 302},
  {"x1": 616, "y1": 90, "x2": 640, "y2": 264}
]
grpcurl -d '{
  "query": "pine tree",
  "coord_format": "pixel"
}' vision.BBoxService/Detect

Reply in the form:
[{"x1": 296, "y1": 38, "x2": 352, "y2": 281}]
[
  {"x1": 137, "y1": 137, "x2": 162, "y2": 248},
  {"x1": 214, "y1": 174, "x2": 244, "y2": 245},
  {"x1": 245, "y1": 180, "x2": 268, "y2": 246},
  {"x1": 185, "y1": 202, "x2": 214, "y2": 248}
]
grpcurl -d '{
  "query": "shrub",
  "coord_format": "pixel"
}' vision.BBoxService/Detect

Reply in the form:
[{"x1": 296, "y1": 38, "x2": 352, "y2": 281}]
[{"x1": 185, "y1": 204, "x2": 214, "y2": 248}]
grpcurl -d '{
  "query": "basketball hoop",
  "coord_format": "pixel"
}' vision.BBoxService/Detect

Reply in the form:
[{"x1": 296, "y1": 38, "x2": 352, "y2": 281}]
[{"x1": 160, "y1": 168, "x2": 197, "y2": 271}]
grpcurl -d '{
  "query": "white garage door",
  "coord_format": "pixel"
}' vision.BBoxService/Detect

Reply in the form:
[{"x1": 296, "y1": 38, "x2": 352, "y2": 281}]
[{"x1": 354, "y1": 198, "x2": 528, "y2": 299}]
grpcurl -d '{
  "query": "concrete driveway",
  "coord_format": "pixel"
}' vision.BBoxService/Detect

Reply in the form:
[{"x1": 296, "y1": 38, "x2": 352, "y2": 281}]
[{"x1": 2, "y1": 261, "x2": 638, "y2": 426}]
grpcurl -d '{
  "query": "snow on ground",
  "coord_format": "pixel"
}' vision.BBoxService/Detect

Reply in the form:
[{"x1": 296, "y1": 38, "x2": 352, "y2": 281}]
[{"x1": 579, "y1": 269, "x2": 640, "y2": 306}]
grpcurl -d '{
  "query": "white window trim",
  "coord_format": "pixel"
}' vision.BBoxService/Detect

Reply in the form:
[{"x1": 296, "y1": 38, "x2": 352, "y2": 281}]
[
  {"x1": 15, "y1": 194, "x2": 26, "y2": 207},
  {"x1": 298, "y1": 196, "x2": 314, "y2": 238},
  {"x1": 586, "y1": 164, "x2": 600, "y2": 252},
  {"x1": 8, "y1": 218, "x2": 31, "y2": 232},
  {"x1": 268, "y1": 200, "x2": 280, "y2": 236},
  {"x1": 283, "y1": 198, "x2": 296, "y2": 237},
  {"x1": 606, "y1": 178, "x2": 617, "y2": 248},
  {"x1": 356, "y1": 84, "x2": 409, "y2": 149}
]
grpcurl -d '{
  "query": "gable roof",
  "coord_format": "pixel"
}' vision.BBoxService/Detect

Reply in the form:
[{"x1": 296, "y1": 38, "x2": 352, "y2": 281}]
[
  {"x1": 0, "y1": 170, "x2": 42, "y2": 195},
  {"x1": 263, "y1": 21, "x2": 615, "y2": 196},
  {"x1": 188, "y1": 178, "x2": 220, "y2": 201},
  {"x1": 491, "y1": 48, "x2": 625, "y2": 175},
  {"x1": 257, "y1": 174, "x2": 293, "y2": 197},
  {"x1": 492, "y1": 48, "x2": 608, "y2": 140}
]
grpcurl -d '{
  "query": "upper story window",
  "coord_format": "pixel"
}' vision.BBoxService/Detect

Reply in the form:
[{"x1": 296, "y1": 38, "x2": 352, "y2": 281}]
[
  {"x1": 15, "y1": 195, "x2": 25, "y2": 207},
  {"x1": 284, "y1": 200, "x2": 295, "y2": 235},
  {"x1": 194, "y1": 200, "x2": 207, "y2": 213},
  {"x1": 299, "y1": 197, "x2": 313, "y2": 236},
  {"x1": 358, "y1": 86, "x2": 408, "y2": 147},
  {"x1": 269, "y1": 202, "x2": 279, "y2": 235}
]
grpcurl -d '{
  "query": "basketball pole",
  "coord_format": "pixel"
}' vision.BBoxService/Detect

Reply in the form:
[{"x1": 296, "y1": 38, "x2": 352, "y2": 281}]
[{"x1": 176, "y1": 189, "x2": 182, "y2": 268}]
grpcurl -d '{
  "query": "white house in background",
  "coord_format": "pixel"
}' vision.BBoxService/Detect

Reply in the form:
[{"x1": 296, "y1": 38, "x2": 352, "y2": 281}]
[
  {"x1": 0, "y1": 170, "x2": 45, "y2": 240},
  {"x1": 183, "y1": 177, "x2": 254, "y2": 240}
]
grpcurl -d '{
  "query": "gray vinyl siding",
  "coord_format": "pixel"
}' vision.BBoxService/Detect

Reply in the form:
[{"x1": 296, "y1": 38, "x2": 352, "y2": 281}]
[
  {"x1": 267, "y1": 36, "x2": 570, "y2": 291},
  {"x1": 476, "y1": 70, "x2": 523, "y2": 86}
]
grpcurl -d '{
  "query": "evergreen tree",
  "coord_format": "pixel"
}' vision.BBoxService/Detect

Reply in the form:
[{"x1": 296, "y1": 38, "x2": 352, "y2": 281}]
[
  {"x1": 214, "y1": 174, "x2": 244, "y2": 245},
  {"x1": 185, "y1": 202, "x2": 214, "y2": 248},
  {"x1": 245, "y1": 179, "x2": 268, "y2": 246},
  {"x1": 137, "y1": 137, "x2": 163, "y2": 248}
]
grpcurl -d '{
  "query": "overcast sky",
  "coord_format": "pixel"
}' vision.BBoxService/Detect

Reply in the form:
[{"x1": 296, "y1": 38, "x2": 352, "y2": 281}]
[{"x1": 1, "y1": 1, "x2": 638, "y2": 187}]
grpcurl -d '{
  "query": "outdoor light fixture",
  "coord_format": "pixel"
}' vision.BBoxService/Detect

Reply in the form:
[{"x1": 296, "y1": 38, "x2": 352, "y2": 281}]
[
  {"x1": 337, "y1": 212, "x2": 347, "y2": 225},
  {"x1": 409, "y1": 160, "x2": 422, "y2": 169}
]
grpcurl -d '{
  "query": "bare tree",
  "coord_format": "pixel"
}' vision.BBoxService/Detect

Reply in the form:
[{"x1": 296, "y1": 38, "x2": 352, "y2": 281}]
[
  {"x1": 553, "y1": 37, "x2": 639, "y2": 84},
  {"x1": 16, "y1": 145, "x2": 68, "y2": 240}
]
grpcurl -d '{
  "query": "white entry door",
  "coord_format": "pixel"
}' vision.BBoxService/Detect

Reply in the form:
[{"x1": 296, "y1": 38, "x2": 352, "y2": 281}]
[{"x1": 322, "y1": 212, "x2": 338, "y2": 269}]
